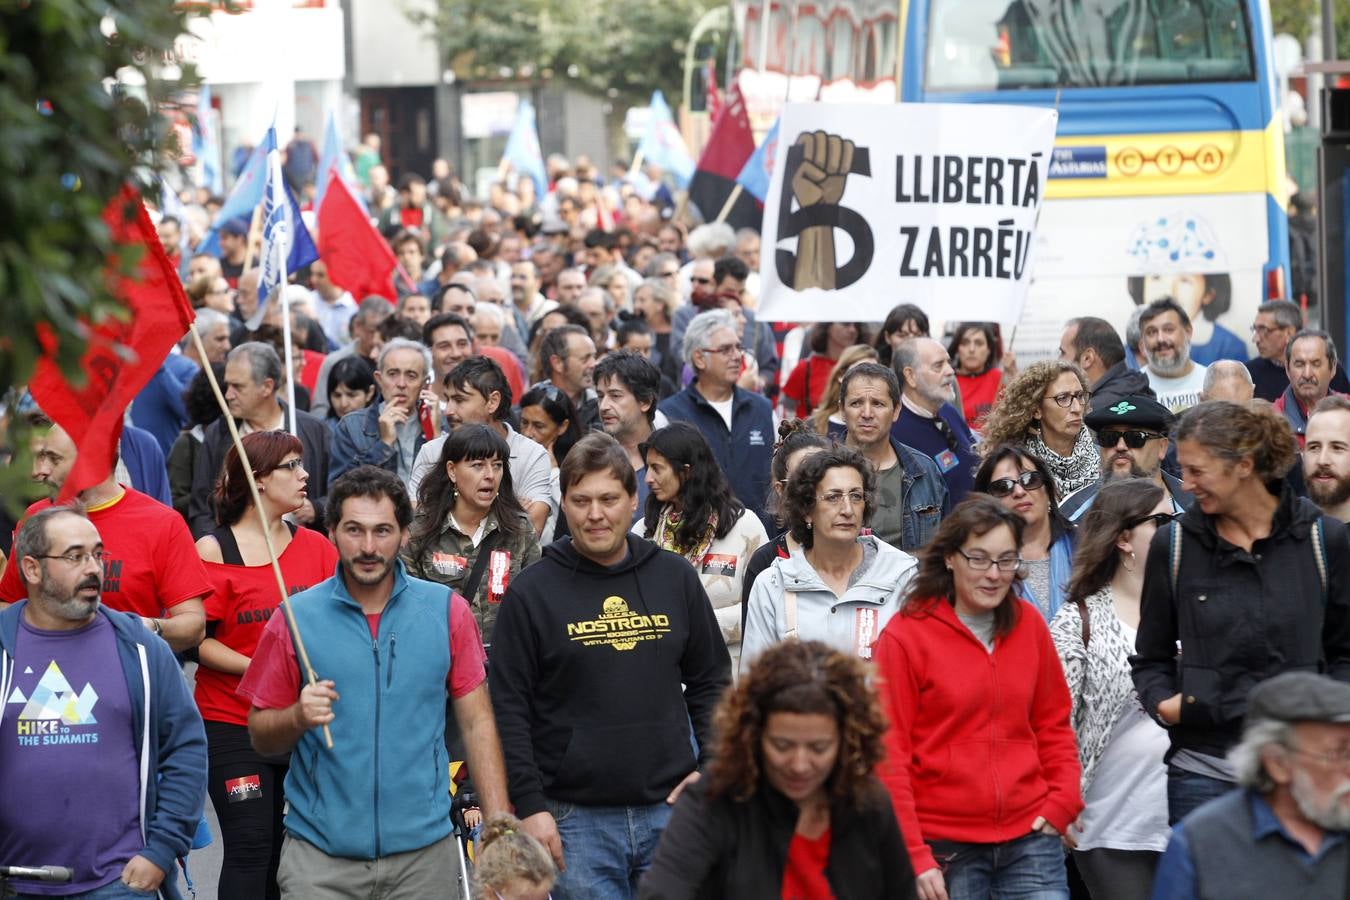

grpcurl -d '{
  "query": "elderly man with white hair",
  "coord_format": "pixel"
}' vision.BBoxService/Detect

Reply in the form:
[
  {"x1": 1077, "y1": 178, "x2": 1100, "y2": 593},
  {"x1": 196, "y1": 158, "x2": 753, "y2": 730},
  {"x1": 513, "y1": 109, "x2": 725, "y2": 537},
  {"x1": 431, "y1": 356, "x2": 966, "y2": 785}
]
[
  {"x1": 1199, "y1": 359, "x2": 1256, "y2": 404},
  {"x1": 1151, "y1": 672, "x2": 1350, "y2": 899},
  {"x1": 329, "y1": 337, "x2": 432, "y2": 487}
]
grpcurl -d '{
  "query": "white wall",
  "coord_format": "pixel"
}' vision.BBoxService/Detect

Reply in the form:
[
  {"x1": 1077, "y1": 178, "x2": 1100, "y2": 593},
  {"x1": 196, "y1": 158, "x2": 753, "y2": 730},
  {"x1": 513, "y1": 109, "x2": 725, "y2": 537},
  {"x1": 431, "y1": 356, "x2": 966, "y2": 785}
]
[{"x1": 351, "y1": 0, "x2": 440, "y2": 87}]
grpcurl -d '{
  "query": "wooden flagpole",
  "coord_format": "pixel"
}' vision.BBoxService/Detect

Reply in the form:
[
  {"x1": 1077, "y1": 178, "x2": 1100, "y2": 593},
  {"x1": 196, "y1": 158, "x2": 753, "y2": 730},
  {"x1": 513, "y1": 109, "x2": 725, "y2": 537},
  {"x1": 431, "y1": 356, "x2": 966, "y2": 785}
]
[
  {"x1": 189, "y1": 322, "x2": 333, "y2": 749},
  {"x1": 714, "y1": 184, "x2": 744, "y2": 225}
]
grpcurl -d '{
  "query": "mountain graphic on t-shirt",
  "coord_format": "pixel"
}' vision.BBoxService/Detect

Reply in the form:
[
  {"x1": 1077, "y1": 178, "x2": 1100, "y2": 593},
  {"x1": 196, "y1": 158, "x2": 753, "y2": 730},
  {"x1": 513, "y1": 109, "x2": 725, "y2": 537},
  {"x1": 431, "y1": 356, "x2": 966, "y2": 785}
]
[{"x1": 6, "y1": 660, "x2": 98, "y2": 725}]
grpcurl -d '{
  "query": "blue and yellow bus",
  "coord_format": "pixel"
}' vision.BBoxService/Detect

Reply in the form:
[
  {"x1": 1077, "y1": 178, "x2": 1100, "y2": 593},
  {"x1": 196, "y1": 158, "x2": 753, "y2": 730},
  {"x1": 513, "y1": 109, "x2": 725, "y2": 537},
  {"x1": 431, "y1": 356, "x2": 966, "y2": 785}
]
[{"x1": 735, "y1": 0, "x2": 1289, "y2": 361}]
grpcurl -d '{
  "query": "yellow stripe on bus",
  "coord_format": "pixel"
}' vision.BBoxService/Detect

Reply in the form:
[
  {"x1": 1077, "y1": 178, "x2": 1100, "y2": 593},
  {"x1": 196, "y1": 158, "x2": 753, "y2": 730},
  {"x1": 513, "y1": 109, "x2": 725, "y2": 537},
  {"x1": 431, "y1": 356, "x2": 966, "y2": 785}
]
[{"x1": 1046, "y1": 123, "x2": 1284, "y2": 200}]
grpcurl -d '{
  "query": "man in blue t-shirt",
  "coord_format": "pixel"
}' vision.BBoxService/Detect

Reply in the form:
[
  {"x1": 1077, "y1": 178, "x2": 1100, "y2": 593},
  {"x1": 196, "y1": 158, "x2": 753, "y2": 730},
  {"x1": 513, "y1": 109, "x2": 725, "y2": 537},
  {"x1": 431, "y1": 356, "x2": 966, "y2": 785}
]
[
  {"x1": 891, "y1": 336, "x2": 980, "y2": 505},
  {"x1": 0, "y1": 507, "x2": 206, "y2": 899}
]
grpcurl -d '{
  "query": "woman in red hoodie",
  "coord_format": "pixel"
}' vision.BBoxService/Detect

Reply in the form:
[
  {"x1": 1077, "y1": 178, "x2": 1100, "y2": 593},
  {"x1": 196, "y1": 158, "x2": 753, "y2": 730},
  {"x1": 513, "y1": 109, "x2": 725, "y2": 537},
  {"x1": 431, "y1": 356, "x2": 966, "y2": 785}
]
[{"x1": 875, "y1": 496, "x2": 1082, "y2": 900}]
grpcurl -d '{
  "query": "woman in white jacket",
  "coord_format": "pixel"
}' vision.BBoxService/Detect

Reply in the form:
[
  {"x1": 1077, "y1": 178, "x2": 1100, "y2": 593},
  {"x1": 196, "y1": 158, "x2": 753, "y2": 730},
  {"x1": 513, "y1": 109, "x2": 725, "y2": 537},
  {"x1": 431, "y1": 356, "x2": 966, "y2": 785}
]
[
  {"x1": 634, "y1": 422, "x2": 768, "y2": 667},
  {"x1": 741, "y1": 446, "x2": 917, "y2": 675}
]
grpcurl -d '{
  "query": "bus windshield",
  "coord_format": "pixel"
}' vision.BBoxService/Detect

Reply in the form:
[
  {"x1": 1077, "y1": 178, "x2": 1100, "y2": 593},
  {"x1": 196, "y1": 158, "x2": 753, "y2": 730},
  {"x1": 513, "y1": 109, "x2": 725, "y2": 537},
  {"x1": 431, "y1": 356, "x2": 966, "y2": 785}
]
[{"x1": 925, "y1": 0, "x2": 1255, "y2": 91}]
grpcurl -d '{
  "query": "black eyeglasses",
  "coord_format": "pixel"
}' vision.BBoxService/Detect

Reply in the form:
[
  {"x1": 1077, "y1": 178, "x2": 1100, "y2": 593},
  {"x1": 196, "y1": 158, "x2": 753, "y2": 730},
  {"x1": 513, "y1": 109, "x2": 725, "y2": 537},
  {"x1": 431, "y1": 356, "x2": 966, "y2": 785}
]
[
  {"x1": 986, "y1": 470, "x2": 1045, "y2": 498},
  {"x1": 955, "y1": 549, "x2": 1024, "y2": 572},
  {"x1": 267, "y1": 458, "x2": 306, "y2": 473},
  {"x1": 1045, "y1": 390, "x2": 1090, "y2": 408},
  {"x1": 1127, "y1": 512, "x2": 1178, "y2": 529},
  {"x1": 932, "y1": 417, "x2": 960, "y2": 453},
  {"x1": 1095, "y1": 429, "x2": 1165, "y2": 450}
]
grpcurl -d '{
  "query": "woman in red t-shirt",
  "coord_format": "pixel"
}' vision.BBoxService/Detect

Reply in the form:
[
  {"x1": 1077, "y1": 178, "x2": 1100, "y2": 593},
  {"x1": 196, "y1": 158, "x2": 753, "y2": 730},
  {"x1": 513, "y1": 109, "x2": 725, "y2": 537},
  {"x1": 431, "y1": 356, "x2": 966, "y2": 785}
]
[
  {"x1": 638, "y1": 640, "x2": 913, "y2": 899},
  {"x1": 194, "y1": 431, "x2": 338, "y2": 900},
  {"x1": 948, "y1": 322, "x2": 1015, "y2": 431},
  {"x1": 782, "y1": 322, "x2": 871, "y2": 419}
]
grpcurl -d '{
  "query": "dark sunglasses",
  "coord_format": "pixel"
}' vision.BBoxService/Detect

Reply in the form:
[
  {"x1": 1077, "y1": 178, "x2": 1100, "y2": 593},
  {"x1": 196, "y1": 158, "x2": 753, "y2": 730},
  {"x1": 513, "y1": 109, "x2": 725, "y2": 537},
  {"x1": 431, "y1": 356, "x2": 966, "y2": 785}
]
[
  {"x1": 1127, "y1": 511, "x2": 1178, "y2": 529},
  {"x1": 986, "y1": 470, "x2": 1045, "y2": 498},
  {"x1": 1095, "y1": 429, "x2": 1165, "y2": 450}
]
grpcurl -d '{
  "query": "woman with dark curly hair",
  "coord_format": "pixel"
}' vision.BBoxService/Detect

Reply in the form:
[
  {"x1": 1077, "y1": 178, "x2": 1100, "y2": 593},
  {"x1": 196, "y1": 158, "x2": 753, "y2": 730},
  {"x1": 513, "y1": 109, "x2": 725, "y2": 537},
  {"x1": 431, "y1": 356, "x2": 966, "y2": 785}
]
[
  {"x1": 875, "y1": 497, "x2": 1082, "y2": 900},
  {"x1": 981, "y1": 360, "x2": 1097, "y2": 496},
  {"x1": 974, "y1": 445, "x2": 1077, "y2": 621},
  {"x1": 740, "y1": 446, "x2": 917, "y2": 673},
  {"x1": 633, "y1": 422, "x2": 767, "y2": 666},
  {"x1": 637, "y1": 640, "x2": 915, "y2": 899}
]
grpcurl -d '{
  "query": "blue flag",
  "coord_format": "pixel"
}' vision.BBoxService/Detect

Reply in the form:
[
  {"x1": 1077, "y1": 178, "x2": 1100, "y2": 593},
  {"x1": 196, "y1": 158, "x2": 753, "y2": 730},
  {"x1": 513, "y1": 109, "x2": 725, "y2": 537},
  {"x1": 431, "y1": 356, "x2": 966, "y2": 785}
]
[
  {"x1": 249, "y1": 148, "x2": 319, "y2": 330},
  {"x1": 735, "y1": 118, "x2": 780, "y2": 203},
  {"x1": 315, "y1": 109, "x2": 364, "y2": 213},
  {"x1": 501, "y1": 99, "x2": 547, "y2": 199},
  {"x1": 197, "y1": 126, "x2": 277, "y2": 257},
  {"x1": 636, "y1": 90, "x2": 695, "y2": 187},
  {"x1": 193, "y1": 85, "x2": 223, "y2": 196}
]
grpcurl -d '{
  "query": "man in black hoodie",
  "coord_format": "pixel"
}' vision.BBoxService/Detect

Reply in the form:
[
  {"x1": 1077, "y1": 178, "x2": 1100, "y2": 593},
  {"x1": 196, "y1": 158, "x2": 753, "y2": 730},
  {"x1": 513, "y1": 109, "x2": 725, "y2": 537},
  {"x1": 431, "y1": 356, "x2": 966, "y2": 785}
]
[
  {"x1": 1060, "y1": 316, "x2": 1155, "y2": 414},
  {"x1": 489, "y1": 432, "x2": 732, "y2": 899}
]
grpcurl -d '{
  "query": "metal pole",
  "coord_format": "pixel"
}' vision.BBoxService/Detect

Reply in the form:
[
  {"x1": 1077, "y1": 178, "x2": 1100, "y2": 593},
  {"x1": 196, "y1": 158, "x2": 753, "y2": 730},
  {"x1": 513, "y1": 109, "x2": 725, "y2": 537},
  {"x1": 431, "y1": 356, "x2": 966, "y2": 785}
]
[{"x1": 1323, "y1": 0, "x2": 1337, "y2": 63}]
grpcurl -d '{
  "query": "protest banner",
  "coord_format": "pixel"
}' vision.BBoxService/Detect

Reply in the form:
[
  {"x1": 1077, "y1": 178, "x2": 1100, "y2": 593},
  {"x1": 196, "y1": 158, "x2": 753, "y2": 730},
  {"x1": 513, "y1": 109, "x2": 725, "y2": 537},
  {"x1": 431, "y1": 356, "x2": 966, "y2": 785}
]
[{"x1": 758, "y1": 103, "x2": 1058, "y2": 323}]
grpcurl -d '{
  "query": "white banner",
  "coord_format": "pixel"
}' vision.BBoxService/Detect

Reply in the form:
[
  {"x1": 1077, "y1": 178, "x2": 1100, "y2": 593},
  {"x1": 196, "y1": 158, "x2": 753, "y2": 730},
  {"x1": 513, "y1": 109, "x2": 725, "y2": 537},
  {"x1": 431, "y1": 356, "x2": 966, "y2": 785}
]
[{"x1": 758, "y1": 103, "x2": 1059, "y2": 323}]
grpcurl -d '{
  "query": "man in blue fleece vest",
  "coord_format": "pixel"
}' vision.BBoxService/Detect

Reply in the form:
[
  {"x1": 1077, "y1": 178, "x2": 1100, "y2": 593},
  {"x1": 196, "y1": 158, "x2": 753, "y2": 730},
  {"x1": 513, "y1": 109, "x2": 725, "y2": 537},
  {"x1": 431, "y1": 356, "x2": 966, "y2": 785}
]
[
  {"x1": 490, "y1": 433, "x2": 733, "y2": 899},
  {"x1": 0, "y1": 507, "x2": 207, "y2": 899},
  {"x1": 240, "y1": 466, "x2": 509, "y2": 897}
]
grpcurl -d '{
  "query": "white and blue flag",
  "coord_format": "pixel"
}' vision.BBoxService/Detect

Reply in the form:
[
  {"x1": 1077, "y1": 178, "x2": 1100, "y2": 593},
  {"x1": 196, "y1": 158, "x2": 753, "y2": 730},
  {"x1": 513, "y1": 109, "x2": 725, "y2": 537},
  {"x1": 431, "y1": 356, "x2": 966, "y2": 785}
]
[{"x1": 249, "y1": 148, "x2": 319, "y2": 331}]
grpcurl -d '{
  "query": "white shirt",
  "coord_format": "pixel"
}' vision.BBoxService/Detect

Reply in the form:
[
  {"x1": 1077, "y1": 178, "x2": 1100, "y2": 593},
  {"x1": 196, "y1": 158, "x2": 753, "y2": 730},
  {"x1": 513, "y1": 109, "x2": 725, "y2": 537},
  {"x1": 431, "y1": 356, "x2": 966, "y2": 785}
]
[
  {"x1": 408, "y1": 423, "x2": 553, "y2": 508},
  {"x1": 707, "y1": 395, "x2": 734, "y2": 431},
  {"x1": 1146, "y1": 363, "x2": 1208, "y2": 414}
]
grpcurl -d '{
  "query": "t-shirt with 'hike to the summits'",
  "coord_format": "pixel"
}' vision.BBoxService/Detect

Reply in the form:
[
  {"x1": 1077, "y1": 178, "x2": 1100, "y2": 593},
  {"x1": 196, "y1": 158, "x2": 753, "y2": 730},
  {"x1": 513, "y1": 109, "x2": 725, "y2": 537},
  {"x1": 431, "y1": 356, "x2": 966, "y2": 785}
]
[
  {"x1": 0, "y1": 615, "x2": 142, "y2": 895},
  {"x1": 0, "y1": 488, "x2": 213, "y2": 618}
]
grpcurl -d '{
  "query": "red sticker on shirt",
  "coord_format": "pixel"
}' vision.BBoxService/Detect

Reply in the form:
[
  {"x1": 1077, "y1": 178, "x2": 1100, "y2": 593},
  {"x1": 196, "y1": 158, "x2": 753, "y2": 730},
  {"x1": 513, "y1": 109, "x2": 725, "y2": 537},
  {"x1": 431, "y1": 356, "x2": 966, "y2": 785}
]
[
  {"x1": 487, "y1": 550, "x2": 511, "y2": 603},
  {"x1": 854, "y1": 608, "x2": 879, "y2": 659},
  {"x1": 432, "y1": 553, "x2": 468, "y2": 577},
  {"x1": 700, "y1": 553, "x2": 738, "y2": 577},
  {"x1": 226, "y1": 774, "x2": 262, "y2": 803}
]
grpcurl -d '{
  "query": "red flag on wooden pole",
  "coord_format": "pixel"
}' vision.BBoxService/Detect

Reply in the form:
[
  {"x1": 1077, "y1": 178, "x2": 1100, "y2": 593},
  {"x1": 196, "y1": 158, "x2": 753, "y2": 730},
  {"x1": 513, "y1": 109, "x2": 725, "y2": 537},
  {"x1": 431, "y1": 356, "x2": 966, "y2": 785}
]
[
  {"x1": 317, "y1": 170, "x2": 397, "y2": 303},
  {"x1": 28, "y1": 185, "x2": 195, "y2": 503}
]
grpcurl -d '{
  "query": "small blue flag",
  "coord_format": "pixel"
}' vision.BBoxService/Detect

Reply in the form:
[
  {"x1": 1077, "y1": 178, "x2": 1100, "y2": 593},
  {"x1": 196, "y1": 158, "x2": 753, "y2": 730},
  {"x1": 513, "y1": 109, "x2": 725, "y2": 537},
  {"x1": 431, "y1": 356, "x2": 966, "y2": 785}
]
[
  {"x1": 197, "y1": 126, "x2": 277, "y2": 257},
  {"x1": 636, "y1": 90, "x2": 695, "y2": 187},
  {"x1": 501, "y1": 99, "x2": 548, "y2": 199},
  {"x1": 193, "y1": 85, "x2": 223, "y2": 196},
  {"x1": 735, "y1": 118, "x2": 780, "y2": 203},
  {"x1": 249, "y1": 148, "x2": 319, "y2": 330}
]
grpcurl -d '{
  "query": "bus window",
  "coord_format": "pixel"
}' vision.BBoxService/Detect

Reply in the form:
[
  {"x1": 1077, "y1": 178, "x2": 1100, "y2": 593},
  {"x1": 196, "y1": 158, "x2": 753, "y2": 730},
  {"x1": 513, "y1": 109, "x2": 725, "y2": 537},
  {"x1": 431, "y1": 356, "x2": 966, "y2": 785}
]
[{"x1": 925, "y1": 0, "x2": 1255, "y2": 90}]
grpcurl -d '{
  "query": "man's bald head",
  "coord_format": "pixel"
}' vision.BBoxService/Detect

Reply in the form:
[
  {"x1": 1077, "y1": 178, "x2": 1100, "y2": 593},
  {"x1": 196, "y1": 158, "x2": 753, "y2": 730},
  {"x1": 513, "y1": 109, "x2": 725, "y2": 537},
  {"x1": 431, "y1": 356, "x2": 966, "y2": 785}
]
[{"x1": 1200, "y1": 359, "x2": 1255, "y2": 404}]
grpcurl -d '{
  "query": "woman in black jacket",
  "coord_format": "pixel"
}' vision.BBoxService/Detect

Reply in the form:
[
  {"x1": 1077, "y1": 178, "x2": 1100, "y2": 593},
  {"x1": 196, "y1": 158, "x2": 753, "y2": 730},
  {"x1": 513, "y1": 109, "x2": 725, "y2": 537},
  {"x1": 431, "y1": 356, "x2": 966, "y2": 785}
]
[
  {"x1": 637, "y1": 640, "x2": 915, "y2": 900},
  {"x1": 1131, "y1": 400, "x2": 1350, "y2": 825}
]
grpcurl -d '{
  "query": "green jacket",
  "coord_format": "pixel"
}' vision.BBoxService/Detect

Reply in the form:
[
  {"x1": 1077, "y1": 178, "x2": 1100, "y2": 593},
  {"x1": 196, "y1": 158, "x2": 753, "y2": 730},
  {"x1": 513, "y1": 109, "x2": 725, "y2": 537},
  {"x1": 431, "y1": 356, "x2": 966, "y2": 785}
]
[{"x1": 402, "y1": 508, "x2": 541, "y2": 645}]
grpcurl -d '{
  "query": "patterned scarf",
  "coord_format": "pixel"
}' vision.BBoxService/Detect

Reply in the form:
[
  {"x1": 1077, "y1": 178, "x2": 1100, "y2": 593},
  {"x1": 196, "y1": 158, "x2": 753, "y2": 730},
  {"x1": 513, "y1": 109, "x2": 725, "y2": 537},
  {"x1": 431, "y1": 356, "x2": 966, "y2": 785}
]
[
  {"x1": 653, "y1": 506, "x2": 718, "y2": 566},
  {"x1": 1023, "y1": 426, "x2": 1100, "y2": 498}
]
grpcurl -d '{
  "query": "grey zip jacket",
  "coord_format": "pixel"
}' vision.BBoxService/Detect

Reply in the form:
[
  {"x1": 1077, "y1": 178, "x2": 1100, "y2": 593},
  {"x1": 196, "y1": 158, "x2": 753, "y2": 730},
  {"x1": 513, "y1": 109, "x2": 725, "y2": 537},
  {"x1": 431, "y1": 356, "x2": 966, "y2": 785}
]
[{"x1": 740, "y1": 535, "x2": 917, "y2": 675}]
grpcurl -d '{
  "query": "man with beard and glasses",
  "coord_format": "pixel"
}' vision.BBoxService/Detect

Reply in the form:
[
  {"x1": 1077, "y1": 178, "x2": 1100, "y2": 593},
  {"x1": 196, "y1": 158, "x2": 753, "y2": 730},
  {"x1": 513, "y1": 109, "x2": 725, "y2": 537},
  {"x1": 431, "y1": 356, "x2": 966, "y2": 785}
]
[
  {"x1": 1139, "y1": 298, "x2": 1209, "y2": 414},
  {"x1": 1152, "y1": 672, "x2": 1350, "y2": 899},
  {"x1": 239, "y1": 466, "x2": 508, "y2": 896},
  {"x1": 1275, "y1": 330, "x2": 1345, "y2": 449},
  {"x1": 1305, "y1": 397, "x2": 1350, "y2": 523},
  {"x1": 0, "y1": 508, "x2": 207, "y2": 900},
  {"x1": 1060, "y1": 393, "x2": 1191, "y2": 521}
]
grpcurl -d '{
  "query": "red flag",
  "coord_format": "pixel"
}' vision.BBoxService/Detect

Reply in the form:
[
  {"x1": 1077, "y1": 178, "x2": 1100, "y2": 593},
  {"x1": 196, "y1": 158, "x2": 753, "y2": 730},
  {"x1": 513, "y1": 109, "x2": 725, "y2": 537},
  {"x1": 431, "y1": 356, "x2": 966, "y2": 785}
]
[
  {"x1": 317, "y1": 170, "x2": 397, "y2": 303},
  {"x1": 705, "y1": 59, "x2": 723, "y2": 123},
  {"x1": 688, "y1": 83, "x2": 760, "y2": 228},
  {"x1": 29, "y1": 185, "x2": 195, "y2": 502}
]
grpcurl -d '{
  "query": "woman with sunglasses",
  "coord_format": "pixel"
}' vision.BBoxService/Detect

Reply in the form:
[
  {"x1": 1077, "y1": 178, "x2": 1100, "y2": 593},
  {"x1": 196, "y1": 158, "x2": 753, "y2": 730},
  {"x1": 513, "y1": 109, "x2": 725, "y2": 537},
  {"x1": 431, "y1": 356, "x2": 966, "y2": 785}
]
[
  {"x1": 974, "y1": 446, "x2": 1077, "y2": 621},
  {"x1": 875, "y1": 497, "x2": 1082, "y2": 900},
  {"x1": 194, "y1": 431, "x2": 339, "y2": 899},
  {"x1": 741, "y1": 446, "x2": 917, "y2": 674},
  {"x1": 982, "y1": 361, "x2": 1098, "y2": 497},
  {"x1": 1132, "y1": 400, "x2": 1350, "y2": 825},
  {"x1": 1049, "y1": 479, "x2": 1175, "y2": 900}
]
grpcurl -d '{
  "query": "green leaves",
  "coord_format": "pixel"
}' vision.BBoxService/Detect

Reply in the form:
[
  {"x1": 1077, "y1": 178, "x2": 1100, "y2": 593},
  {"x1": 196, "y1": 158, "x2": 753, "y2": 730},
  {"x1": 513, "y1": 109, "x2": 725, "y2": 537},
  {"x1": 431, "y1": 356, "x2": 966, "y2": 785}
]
[{"x1": 0, "y1": 0, "x2": 195, "y2": 392}]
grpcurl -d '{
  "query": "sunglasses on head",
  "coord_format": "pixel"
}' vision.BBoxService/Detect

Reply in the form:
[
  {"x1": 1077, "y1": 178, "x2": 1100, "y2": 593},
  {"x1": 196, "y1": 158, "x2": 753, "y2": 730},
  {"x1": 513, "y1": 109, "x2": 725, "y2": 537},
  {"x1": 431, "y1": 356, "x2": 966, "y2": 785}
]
[
  {"x1": 1095, "y1": 429, "x2": 1165, "y2": 450},
  {"x1": 986, "y1": 470, "x2": 1045, "y2": 498}
]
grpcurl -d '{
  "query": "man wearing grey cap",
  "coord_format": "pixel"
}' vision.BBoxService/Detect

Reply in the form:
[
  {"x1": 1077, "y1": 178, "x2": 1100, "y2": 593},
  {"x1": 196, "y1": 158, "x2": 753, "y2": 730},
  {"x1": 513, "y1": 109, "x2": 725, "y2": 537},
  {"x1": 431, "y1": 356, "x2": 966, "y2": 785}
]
[
  {"x1": 1059, "y1": 393, "x2": 1192, "y2": 521},
  {"x1": 1150, "y1": 672, "x2": 1350, "y2": 899}
]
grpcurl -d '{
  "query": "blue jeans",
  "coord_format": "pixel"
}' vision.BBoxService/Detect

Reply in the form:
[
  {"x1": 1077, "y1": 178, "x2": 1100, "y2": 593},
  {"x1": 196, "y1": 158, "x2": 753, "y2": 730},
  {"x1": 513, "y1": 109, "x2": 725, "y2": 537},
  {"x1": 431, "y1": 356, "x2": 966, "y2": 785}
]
[
  {"x1": 929, "y1": 831, "x2": 1069, "y2": 900},
  {"x1": 10, "y1": 878, "x2": 157, "y2": 899},
  {"x1": 546, "y1": 798, "x2": 673, "y2": 900},
  {"x1": 1165, "y1": 765, "x2": 1233, "y2": 825}
]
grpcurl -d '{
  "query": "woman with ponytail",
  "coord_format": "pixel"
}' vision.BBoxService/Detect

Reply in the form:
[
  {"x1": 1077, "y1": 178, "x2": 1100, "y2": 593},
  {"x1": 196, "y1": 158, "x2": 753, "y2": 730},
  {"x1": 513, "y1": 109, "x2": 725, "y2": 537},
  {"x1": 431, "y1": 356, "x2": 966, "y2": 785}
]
[{"x1": 1131, "y1": 400, "x2": 1350, "y2": 824}]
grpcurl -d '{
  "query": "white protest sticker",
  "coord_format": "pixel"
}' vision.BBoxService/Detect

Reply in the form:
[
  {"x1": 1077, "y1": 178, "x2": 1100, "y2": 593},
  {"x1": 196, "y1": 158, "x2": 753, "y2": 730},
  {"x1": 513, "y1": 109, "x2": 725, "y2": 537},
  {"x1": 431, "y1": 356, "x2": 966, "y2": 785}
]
[{"x1": 758, "y1": 102, "x2": 1059, "y2": 323}]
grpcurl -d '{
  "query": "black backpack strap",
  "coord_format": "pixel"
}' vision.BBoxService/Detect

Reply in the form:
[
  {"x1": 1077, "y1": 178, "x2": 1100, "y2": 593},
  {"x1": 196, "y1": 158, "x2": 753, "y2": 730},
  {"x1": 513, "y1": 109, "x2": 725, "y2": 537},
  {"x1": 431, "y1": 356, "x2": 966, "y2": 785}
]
[
  {"x1": 211, "y1": 525, "x2": 244, "y2": 566},
  {"x1": 1074, "y1": 596, "x2": 1090, "y2": 647}
]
